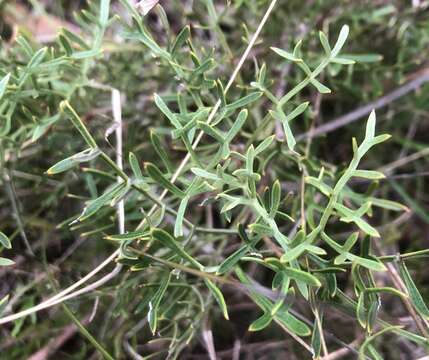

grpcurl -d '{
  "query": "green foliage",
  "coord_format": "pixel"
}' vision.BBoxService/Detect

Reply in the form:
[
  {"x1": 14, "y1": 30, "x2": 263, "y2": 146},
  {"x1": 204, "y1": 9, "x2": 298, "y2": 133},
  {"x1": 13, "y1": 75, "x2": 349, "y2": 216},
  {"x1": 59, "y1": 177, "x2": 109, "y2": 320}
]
[{"x1": 1, "y1": 1, "x2": 428, "y2": 359}]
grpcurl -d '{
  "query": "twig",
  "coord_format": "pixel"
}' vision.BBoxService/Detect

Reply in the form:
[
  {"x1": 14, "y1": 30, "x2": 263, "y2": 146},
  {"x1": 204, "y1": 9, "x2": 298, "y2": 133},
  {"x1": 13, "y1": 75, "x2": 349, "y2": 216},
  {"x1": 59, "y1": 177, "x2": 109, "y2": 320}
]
[
  {"x1": 297, "y1": 69, "x2": 429, "y2": 140},
  {"x1": 378, "y1": 148, "x2": 429, "y2": 175},
  {"x1": 27, "y1": 316, "x2": 90, "y2": 360},
  {"x1": 320, "y1": 338, "x2": 363, "y2": 360}
]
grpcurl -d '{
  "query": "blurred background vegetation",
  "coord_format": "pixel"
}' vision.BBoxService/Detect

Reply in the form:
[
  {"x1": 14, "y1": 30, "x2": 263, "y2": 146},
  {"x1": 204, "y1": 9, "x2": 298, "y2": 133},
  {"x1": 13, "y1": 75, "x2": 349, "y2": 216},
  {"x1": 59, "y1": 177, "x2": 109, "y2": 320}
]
[{"x1": 0, "y1": 0, "x2": 428, "y2": 359}]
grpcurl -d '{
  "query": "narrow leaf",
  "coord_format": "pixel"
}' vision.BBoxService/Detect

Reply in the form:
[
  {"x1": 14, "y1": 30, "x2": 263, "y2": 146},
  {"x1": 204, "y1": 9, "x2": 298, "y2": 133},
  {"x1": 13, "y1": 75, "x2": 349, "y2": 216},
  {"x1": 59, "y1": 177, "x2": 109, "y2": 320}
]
[
  {"x1": 148, "y1": 272, "x2": 171, "y2": 334},
  {"x1": 104, "y1": 230, "x2": 150, "y2": 241},
  {"x1": 332, "y1": 25, "x2": 349, "y2": 57},
  {"x1": 174, "y1": 196, "x2": 189, "y2": 237},
  {"x1": 249, "y1": 312, "x2": 272, "y2": 331},
  {"x1": 0, "y1": 232, "x2": 12, "y2": 249},
  {"x1": 60, "y1": 101, "x2": 97, "y2": 148},
  {"x1": 225, "y1": 92, "x2": 262, "y2": 112},
  {"x1": 151, "y1": 228, "x2": 203, "y2": 269},
  {"x1": 0, "y1": 73, "x2": 11, "y2": 100},
  {"x1": 47, "y1": 148, "x2": 101, "y2": 175},
  {"x1": 0, "y1": 257, "x2": 15, "y2": 266},
  {"x1": 204, "y1": 279, "x2": 229, "y2": 320},
  {"x1": 271, "y1": 47, "x2": 302, "y2": 62},
  {"x1": 319, "y1": 31, "x2": 331, "y2": 55},
  {"x1": 283, "y1": 267, "x2": 321, "y2": 287},
  {"x1": 129, "y1": 152, "x2": 144, "y2": 180},
  {"x1": 145, "y1": 162, "x2": 185, "y2": 198}
]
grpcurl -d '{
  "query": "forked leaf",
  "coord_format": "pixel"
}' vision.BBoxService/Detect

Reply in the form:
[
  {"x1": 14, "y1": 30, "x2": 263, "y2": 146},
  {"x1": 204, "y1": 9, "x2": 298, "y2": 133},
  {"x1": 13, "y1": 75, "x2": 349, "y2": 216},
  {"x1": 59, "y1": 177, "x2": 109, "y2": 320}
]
[
  {"x1": 225, "y1": 109, "x2": 248, "y2": 143},
  {"x1": 235, "y1": 267, "x2": 311, "y2": 337}
]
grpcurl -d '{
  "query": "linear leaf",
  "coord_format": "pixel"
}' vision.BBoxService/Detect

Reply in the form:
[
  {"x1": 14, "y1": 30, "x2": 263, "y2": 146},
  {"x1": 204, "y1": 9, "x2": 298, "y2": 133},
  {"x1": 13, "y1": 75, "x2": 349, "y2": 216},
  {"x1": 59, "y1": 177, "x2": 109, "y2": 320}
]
[
  {"x1": 331, "y1": 25, "x2": 349, "y2": 57},
  {"x1": 174, "y1": 196, "x2": 189, "y2": 237},
  {"x1": 225, "y1": 92, "x2": 262, "y2": 112},
  {"x1": 217, "y1": 246, "x2": 249, "y2": 275},
  {"x1": 79, "y1": 182, "x2": 127, "y2": 221},
  {"x1": 269, "y1": 110, "x2": 296, "y2": 151},
  {"x1": 191, "y1": 168, "x2": 220, "y2": 181},
  {"x1": 270, "y1": 47, "x2": 302, "y2": 62},
  {"x1": 353, "y1": 170, "x2": 385, "y2": 180},
  {"x1": 129, "y1": 152, "x2": 144, "y2": 180},
  {"x1": 148, "y1": 272, "x2": 171, "y2": 334},
  {"x1": 254, "y1": 135, "x2": 275, "y2": 155},
  {"x1": 283, "y1": 267, "x2": 321, "y2": 287},
  {"x1": 204, "y1": 279, "x2": 229, "y2": 320},
  {"x1": 60, "y1": 101, "x2": 97, "y2": 148},
  {"x1": 249, "y1": 312, "x2": 272, "y2": 331},
  {"x1": 47, "y1": 148, "x2": 101, "y2": 175},
  {"x1": 0, "y1": 73, "x2": 10, "y2": 100},
  {"x1": 0, "y1": 257, "x2": 15, "y2": 266},
  {"x1": 151, "y1": 228, "x2": 203, "y2": 269},
  {"x1": 399, "y1": 261, "x2": 429, "y2": 318},
  {"x1": 154, "y1": 94, "x2": 181, "y2": 129},
  {"x1": 365, "y1": 110, "x2": 376, "y2": 140},
  {"x1": 171, "y1": 25, "x2": 190, "y2": 56},
  {"x1": 104, "y1": 230, "x2": 150, "y2": 241},
  {"x1": 145, "y1": 162, "x2": 185, "y2": 198},
  {"x1": 310, "y1": 78, "x2": 331, "y2": 94},
  {"x1": 0, "y1": 232, "x2": 11, "y2": 249},
  {"x1": 150, "y1": 132, "x2": 174, "y2": 173},
  {"x1": 319, "y1": 31, "x2": 331, "y2": 55},
  {"x1": 269, "y1": 180, "x2": 281, "y2": 217}
]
